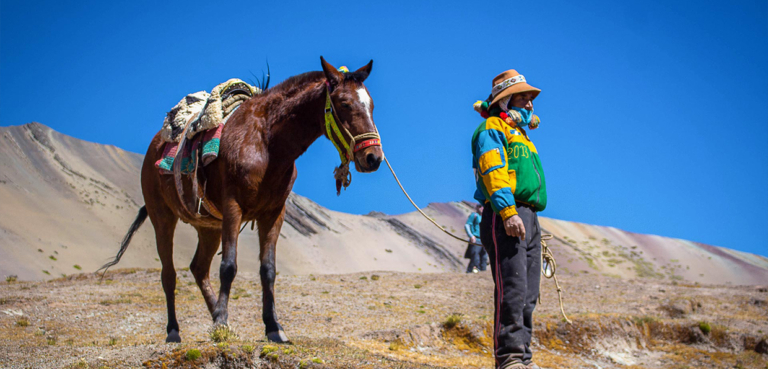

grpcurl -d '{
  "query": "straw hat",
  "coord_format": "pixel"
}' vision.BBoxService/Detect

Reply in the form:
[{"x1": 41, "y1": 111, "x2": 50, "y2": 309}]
[{"x1": 489, "y1": 69, "x2": 540, "y2": 107}]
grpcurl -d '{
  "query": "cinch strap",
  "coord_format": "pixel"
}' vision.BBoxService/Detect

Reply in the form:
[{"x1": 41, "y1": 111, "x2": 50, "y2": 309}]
[{"x1": 491, "y1": 75, "x2": 526, "y2": 97}]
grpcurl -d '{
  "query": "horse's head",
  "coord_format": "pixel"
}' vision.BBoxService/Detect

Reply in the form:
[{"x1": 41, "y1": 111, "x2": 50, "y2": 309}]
[{"x1": 320, "y1": 56, "x2": 384, "y2": 173}]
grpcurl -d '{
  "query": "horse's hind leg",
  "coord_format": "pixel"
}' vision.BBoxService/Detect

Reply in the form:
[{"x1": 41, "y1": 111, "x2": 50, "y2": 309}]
[
  {"x1": 257, "y1": 206, "x2": 290, "y2": 343},
  {"x1": 147, "y1": 204, "x2": 181, "y2": 343},
  {"x1": 191, "y1": 227, "x2": 221, "y2": 315}
]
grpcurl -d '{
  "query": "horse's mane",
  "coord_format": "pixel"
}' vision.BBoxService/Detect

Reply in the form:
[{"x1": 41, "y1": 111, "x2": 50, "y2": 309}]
[
  {"x1": 263, "y1": 71, "x2": 326, "y2": 97},
  {"x1": 261, "y1": 69, "x2": 367, "y2": 97}
]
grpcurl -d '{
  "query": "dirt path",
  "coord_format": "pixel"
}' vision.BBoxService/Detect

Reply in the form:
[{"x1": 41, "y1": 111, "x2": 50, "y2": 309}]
[{"x1": 1, "y1": 269, "x2": 766, "y2": 368}]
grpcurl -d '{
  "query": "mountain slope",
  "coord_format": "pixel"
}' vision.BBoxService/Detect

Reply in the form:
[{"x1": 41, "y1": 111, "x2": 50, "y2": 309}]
[{"x1": 1, "y1": 123, "x2": 766, "y2": 285}]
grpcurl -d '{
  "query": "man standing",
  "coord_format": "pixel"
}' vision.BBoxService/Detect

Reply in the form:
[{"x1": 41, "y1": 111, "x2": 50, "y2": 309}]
[
  {"x1": 471, "y1": 69, "x2": 547, "y2": 369},
  {"x1": 464, "y1": 204, "x2": 487, "y2": 273}
]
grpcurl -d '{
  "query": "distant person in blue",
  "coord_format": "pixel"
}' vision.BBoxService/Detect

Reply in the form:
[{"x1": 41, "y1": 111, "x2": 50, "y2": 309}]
[{"x1": 464, "y1": 203, "x2": 487, "y2": 273}]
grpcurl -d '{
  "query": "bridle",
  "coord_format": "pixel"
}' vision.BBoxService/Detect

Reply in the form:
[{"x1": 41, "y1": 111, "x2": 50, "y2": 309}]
[{"x1": 323, "y1": 81, "x2": 381, "y2": 194}]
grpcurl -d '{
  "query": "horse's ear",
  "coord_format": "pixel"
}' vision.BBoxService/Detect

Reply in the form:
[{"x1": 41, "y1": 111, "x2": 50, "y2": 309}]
[
  {"x1": 320, "y1": 56, "x2": 343, "y2": 87},
  {"x1": 353, "y1": 60, "x2": 373, "y2": 82}
]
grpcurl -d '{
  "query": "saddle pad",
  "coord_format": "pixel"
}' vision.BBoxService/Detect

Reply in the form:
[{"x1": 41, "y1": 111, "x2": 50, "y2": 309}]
[{"x1": 155, "y1": 123, "x2": 223, "y2": 175}]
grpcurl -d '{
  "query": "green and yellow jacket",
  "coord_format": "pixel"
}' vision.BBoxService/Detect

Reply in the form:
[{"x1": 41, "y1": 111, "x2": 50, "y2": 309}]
[{"x1": 471, "y1": 116, "x2": 547, "y2": 219}]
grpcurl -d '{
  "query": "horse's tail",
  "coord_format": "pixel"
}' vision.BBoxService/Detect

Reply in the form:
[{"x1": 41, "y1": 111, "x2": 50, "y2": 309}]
[{"x1": 98, "y1": 206, "x2": 148, "y2": 275}]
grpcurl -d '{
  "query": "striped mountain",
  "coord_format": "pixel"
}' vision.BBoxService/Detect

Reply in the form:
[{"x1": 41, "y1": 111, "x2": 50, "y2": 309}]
[{"x1": 0, "y1": 123, "x2": 766, "y2": 285}]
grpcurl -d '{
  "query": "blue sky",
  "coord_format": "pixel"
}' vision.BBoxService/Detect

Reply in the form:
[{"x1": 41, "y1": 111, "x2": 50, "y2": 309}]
[{"x1": 2, "y1": 1, "x2": 766, "y2": 257}]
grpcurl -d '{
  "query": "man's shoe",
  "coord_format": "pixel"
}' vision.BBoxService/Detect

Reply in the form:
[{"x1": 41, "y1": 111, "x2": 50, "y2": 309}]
[{"x1": 472, "y1": 266, "x2": 479, "y2": 273}]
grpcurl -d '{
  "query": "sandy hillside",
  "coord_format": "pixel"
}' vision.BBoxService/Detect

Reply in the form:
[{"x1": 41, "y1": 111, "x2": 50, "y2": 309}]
[{"x1": 1, "y1": 122, "x2": 767, "y2": 287}]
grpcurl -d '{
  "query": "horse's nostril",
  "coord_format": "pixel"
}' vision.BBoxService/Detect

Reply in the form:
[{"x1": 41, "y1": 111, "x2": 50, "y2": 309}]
[{"x1": 366, "y1": 153, "x2": 381, "y2": 170}]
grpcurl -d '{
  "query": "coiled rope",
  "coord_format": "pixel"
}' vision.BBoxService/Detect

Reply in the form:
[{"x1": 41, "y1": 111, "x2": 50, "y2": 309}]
[
  {"x1": 384, "y1": 156, "x2": 570, "y2": 323},
  {"x1": 540, "y1": 234, "x2": 572, "y2": 324}
]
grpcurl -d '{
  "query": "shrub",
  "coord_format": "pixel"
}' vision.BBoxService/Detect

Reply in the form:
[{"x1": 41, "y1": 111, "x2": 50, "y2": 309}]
[
  {"x1": 210, "y1": 325, "x2": 238, "y2": 342},
  {"x1": 16, "y1": 318, "x2": 29, "y2": 327},
  {"x1": 260, "y1": 345, "x2": 278, "y2": 357},
  {"x1": 6, "y1": 275, "x2": 17, "y2": 283},
  {"x1": 699, "y1": 321, "x2": 712, "y2": 334},
  {"x1": 49, "y1": 255, "x2": 57, "y2": 261},
  {"x1": 444, "y1": 313, "x2": 462, "y2": 329},
  {"x1": 370, "y1": 274, "x2": 380, "y2": 281},
  {"x1": 241, "y1": 344, "x2": 255, "y2": 354},
  {"x1": 73, "y1": 265, "x2": 82, "y2": 270},
  {"x1": 185, "y1": 349, "x2": 202, "y2": 361}
]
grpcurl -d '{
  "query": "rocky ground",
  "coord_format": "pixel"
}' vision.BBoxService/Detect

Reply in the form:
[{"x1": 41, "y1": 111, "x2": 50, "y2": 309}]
[{"x1": 1, "y1": 268, "x2": 767, "y2": 369}]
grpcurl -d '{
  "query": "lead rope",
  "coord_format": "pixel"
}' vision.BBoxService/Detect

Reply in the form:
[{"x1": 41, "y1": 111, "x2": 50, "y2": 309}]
[
  {"x1": 540, "y1": 234, "x2": 572, "y2": 324},
  {"x1": 383, "y1": 156, "x2": 482, "y2": 246},
  {"x1": 384, "y1": 157, "x2": 569, "y2": 322}
]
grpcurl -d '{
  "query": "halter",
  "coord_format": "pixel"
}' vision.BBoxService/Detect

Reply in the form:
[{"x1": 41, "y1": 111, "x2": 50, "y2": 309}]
[{"x1": 324, "y1": 81, "x2": 381, "y2": 194}]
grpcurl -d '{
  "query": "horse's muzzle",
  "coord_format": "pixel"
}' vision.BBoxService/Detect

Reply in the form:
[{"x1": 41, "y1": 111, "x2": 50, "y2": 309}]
[
  {"x1": 356, "y1": 147, "x2": 383, "y2": 173},
  {"x1": 366, "y1": 152, "x2": 382, "y2": 171}
]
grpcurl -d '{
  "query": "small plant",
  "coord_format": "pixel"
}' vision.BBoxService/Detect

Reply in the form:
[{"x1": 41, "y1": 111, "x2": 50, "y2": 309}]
[
  {"x1": 371, "y1": 274, "x2": 380, "y2": 281},
  {"x1": 34, "y1": 328, "x2": 45, "y2": 336},
  {"x1": 389, "y1": 341, "x2": 401, "y2": 351},
  {"x1": 185, "y1": 348, "x2": 202, "y2": 361},
  {"x1": 6, "y1": 275, "x2": 17, "y2": 283},
  {"x1": 216, "y1": 342, "x2": 229, "y2": 349},
  {"x1": 283, "y1": 347, "x2": 295, "y2": 354},
  {"x1": 699, "y1": 321, "x2": 712, "y2": 334},
  {"x1": 16, "y1": 318, "x2": 30, "y2": 327},
  {"x1": 241, "y1": 344, "x2": 254, "y2": 354},
  {"x1": 414, "y1": 284, "x2": 422, "y2": 289},
  {"x1": 417, "y1": 310, "x2": 426, "y2": 314},
  {"x1": 42, "y1": 270, "x2": 50, "y2": 275},
  {"x1": 444, "y1": 313, "x2": 462, "y2": 329},
  {"x1": 49, "y1": 255, "x2": 57, "y2": 261},
  {"x1": 260, "y1": 345, "x2": 278, "y2": 357},
  {"x1": 385, "y1": 249, "x2": 392, "y2": 253},
  {"x1": 73, "y1": 265, "x2": 82, "y2": 270},
  {"x1": 210, "y1": 325, "x2": 238, "y2": 342},
  {"x1": 311, "y1": 357, "x2": 324, "y2": 364},
  {"x1": 46, "y1": 335, "x2": 57, "y2": 345},
  {"x1": 108, "y1": 336, "x2": 118, "y2": 346},
  {"x1": 359, "y1": 276, "x2": 367, "y2": 280},
  {"x1": 299, "y1": 359, "x2": 309, "y2": 369}
]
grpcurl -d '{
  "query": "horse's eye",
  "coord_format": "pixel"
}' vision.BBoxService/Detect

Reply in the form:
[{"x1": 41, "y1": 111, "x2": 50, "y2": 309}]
[{"x1": 340, "y1": 102, "x2": 352, "y2": 109}]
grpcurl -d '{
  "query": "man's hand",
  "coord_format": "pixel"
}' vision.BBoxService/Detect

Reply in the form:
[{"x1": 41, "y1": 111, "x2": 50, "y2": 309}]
[
  {"x1": 504, "y1": 215, "x2": 526, "y2": 239},
  {"x1": 470, "y1": 236, "x2": 477, "y2": 244}
]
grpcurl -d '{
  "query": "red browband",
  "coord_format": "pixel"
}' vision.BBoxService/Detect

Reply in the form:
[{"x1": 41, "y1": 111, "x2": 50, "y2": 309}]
[{"x1": 354, "y1": 139, "x2": 381, "y2": 152}]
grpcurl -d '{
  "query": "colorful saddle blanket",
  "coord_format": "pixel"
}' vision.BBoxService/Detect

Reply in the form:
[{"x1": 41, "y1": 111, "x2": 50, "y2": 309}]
[
  {"x1": 155, "y1": 78, "x2": 260, "y2": 175},
  {"x1": 155, "y1": 123, "x2": 223, "y2": 174}
]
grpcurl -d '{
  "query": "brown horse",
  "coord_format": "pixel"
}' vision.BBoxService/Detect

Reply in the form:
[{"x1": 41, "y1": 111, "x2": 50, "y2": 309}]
[{"x1": 102, "y1": 57, "x2": 383, "y2": 343}]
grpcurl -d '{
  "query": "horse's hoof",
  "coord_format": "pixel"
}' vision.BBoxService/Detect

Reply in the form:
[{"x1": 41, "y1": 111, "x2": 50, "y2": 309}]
[
  {"x1": 166, "y1": 329, "x2": 181, "y2": 343},
  {"x1": 266, "y1": 330, "x2": 291, "y2": 344}
]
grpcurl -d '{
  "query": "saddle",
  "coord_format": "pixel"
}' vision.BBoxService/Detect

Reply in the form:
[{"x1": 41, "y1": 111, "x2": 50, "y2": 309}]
[{"x1": 163, "y1": 79, "x2": 261, "y2": 220}]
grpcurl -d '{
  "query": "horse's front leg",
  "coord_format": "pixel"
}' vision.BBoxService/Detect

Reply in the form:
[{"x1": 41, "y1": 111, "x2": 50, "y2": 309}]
[
  {"x1": 211, "y1": 198, "x2": 242, "y2": 326},
  {"x1": 258, "y1": 206, "x2": 290, "y2": 343}
]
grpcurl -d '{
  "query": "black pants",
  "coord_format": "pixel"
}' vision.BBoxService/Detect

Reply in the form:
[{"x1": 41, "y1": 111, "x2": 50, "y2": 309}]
[
  {"x1": 480, "y1": 204, "x2": 541, "y2": 368},
  {"x1": 466, "y1": 243, "x2": 488, "y2": 273}
]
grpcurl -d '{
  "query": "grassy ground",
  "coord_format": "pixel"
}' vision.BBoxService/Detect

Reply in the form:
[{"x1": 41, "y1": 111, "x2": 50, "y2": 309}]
[{"x1": 1, "y1": 268, "x2": 766, "y2": 368}]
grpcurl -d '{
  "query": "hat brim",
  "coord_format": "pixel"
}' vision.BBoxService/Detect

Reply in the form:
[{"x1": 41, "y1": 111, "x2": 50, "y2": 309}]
[{"x1": 490, "y1": 83, "x2": 541, "y2": 107}]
